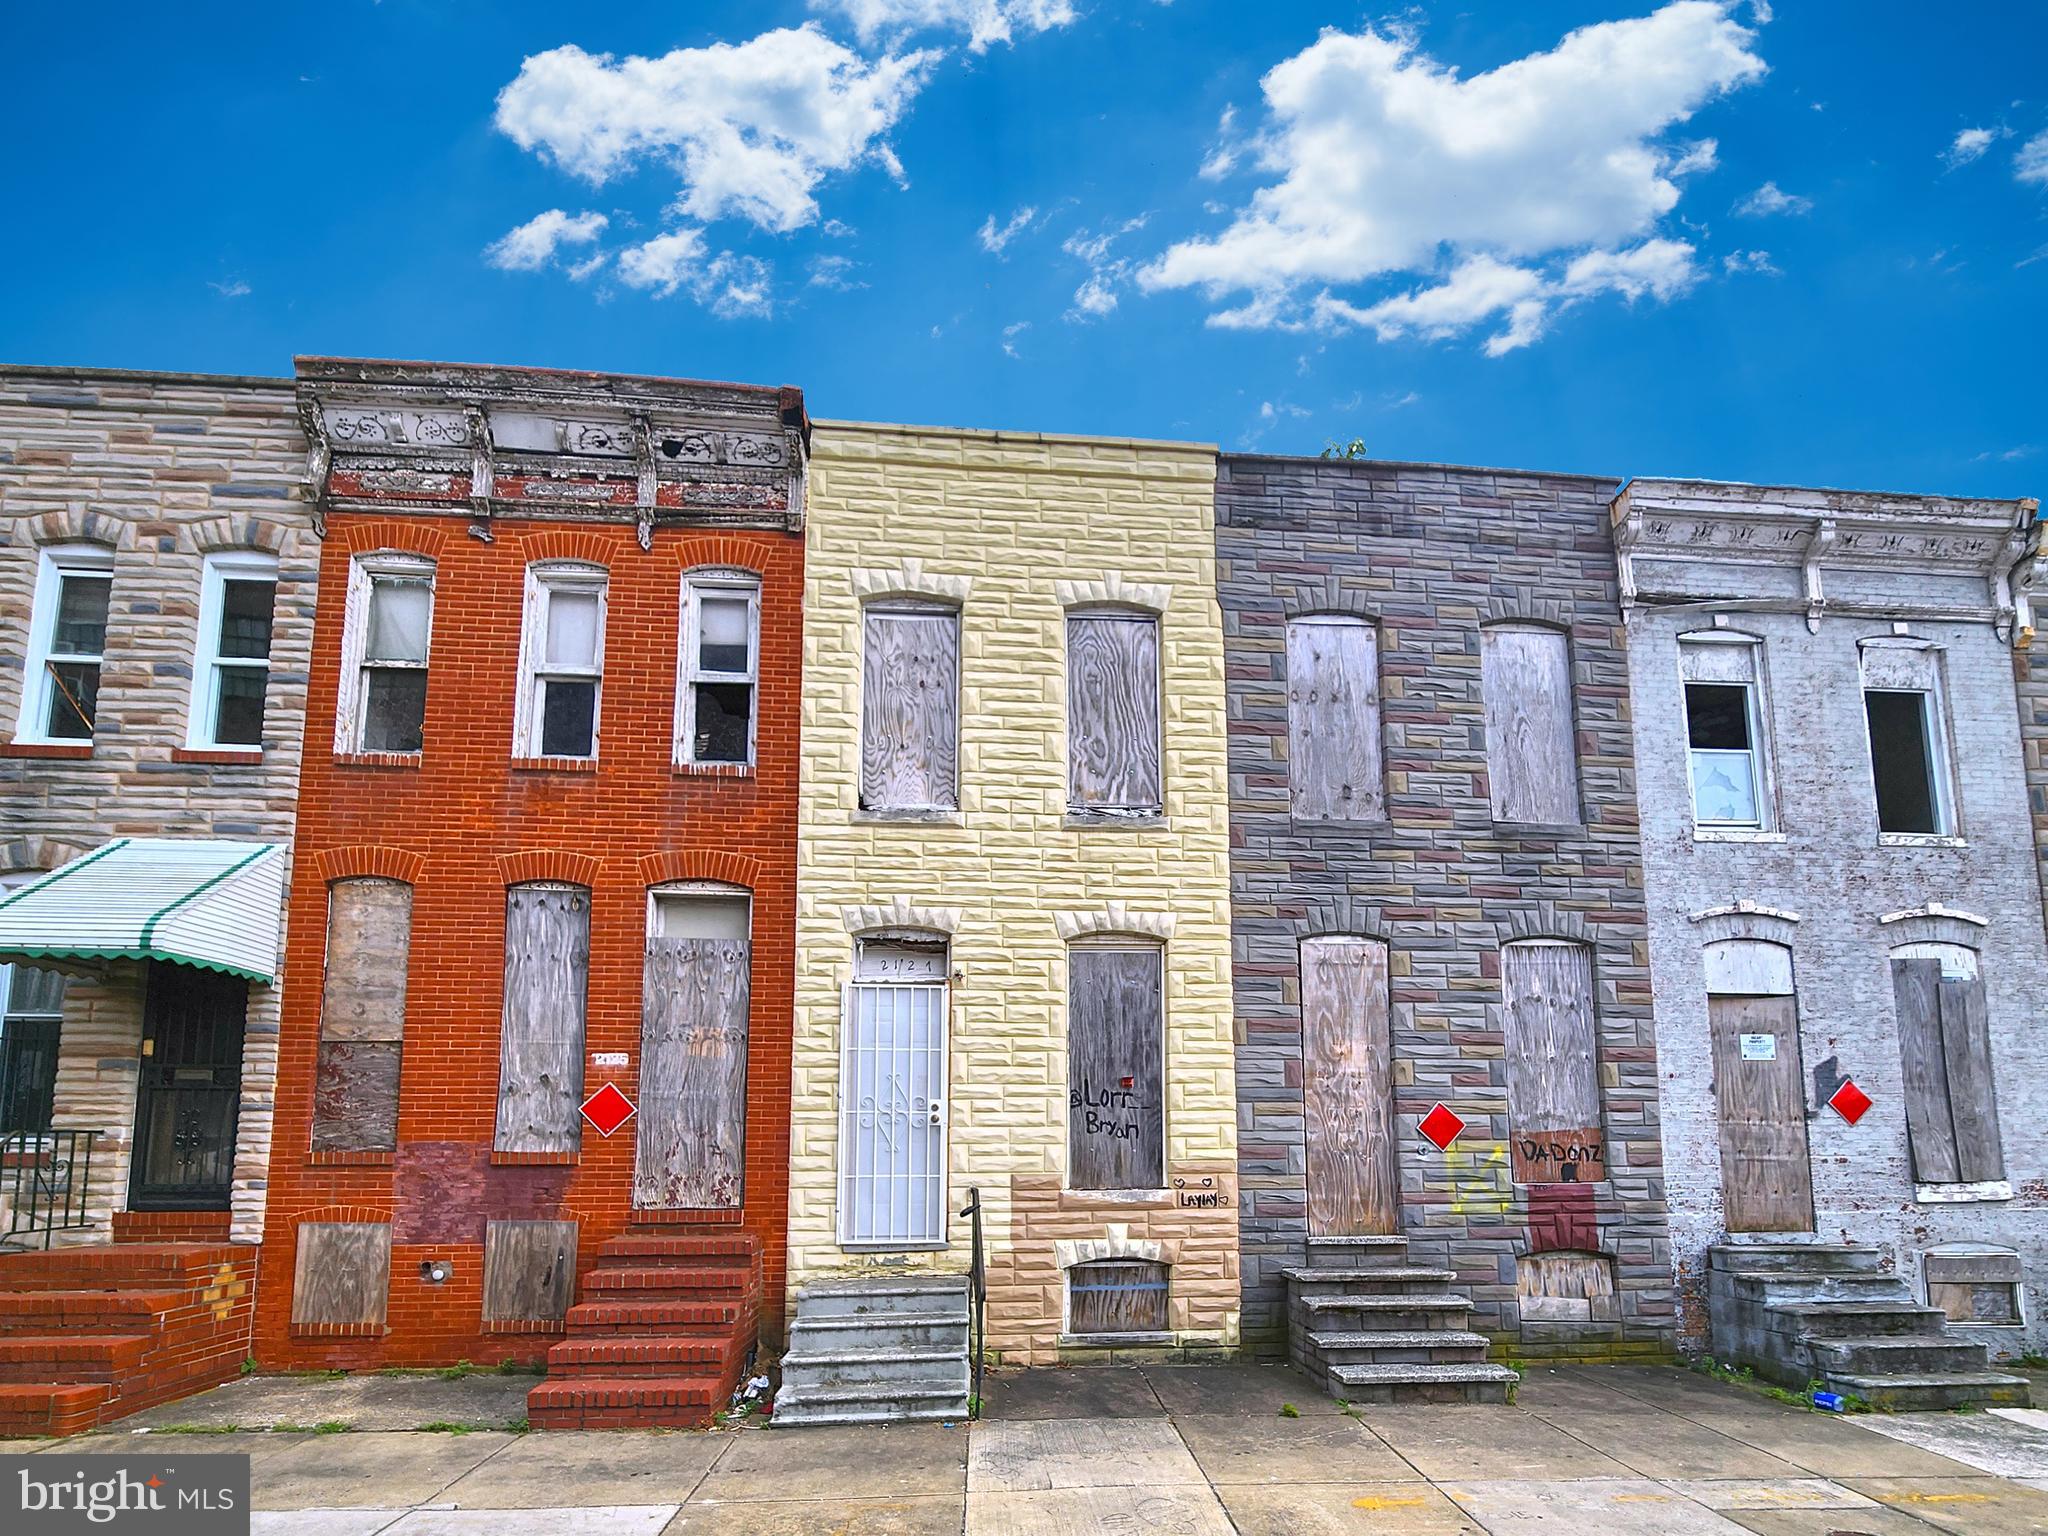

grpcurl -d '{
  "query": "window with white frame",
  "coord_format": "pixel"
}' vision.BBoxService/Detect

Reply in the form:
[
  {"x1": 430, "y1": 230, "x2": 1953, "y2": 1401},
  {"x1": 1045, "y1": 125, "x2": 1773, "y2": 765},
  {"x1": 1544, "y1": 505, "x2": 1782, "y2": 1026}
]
[
  {"x1": 1861, "y1": 641, "x2": 1956, "y2": 838},
  {"x1": 677, "y1": 573, "x2": 759, "y2": 767},
  {"x1": 187, "y1": 552, "x2": 278, "y2": 749},
  {"x1": 336, "y1": 553, "x2": 434, "y2": 756},
  {"x1": 17, "y1": 545, "x2": 114, "y2": 743},
  {"x1": 1679, "y1": 635, "x2": 1772, "y2": 830},
  {"x1": 514, "y1": 563, "x2": 608, "y2": 760},
  {"x1": 0, "y1": 875, "x2": 65, "y2": 1134}
]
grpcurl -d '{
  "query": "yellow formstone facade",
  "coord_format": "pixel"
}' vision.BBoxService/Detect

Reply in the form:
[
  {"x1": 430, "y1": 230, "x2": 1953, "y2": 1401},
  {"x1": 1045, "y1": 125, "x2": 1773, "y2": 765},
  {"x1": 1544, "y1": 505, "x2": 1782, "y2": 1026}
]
[{"x1": 790, "y1": 421, "x2": 1239, "y2": 1363}]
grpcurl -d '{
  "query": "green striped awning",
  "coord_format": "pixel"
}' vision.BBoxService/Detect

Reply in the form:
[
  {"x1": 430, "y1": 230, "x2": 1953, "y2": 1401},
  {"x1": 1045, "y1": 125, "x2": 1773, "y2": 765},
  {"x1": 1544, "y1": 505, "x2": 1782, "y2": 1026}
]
[{"x1": 0, "y1": 838, "x2": 285, "y2": 983}]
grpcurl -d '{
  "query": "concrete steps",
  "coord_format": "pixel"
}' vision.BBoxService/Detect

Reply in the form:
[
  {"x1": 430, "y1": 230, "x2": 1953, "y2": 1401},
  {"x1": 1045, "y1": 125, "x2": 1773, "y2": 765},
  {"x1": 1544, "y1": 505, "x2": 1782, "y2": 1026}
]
[
  {"x1": 529, "y1": 1226, "x2": 762, "y2": 1430},
  {"x1": 1707, "y1": 1242, "x2": 2030, "y2": 1413},
  {"x1": 774, "y1": 1277, "x2": 971, "y2": 1427},
  {"x1": 1284, "y1": 1234, "x2": 1515, "y2": 1405}
]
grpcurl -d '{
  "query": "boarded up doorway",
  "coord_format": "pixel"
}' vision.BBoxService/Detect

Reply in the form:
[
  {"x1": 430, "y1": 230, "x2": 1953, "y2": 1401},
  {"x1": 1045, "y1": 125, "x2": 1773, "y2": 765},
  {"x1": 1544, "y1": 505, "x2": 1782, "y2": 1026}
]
[
  {"x1": 1704, "y1": 939, "x2": 1813, "y2": 1233},
  {"x1": 635, "y1": 889, "x2": 751, "y2": 1210},
  {"x1": 1300, "y1": 936, "x2": 1398, "y2": 1236}
]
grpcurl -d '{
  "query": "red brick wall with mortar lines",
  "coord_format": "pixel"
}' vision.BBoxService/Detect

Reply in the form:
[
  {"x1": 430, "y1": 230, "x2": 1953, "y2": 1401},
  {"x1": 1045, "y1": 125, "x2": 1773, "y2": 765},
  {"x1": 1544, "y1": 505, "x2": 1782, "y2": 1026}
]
[{"x1": 253, "y1": 513, "x2": 801, "y2": 1371}]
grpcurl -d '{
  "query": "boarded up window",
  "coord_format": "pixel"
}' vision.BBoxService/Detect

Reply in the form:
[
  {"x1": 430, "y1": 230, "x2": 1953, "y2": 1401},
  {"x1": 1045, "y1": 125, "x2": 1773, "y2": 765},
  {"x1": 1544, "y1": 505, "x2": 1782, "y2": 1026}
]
[
  {"x1": 290, "y1": 1221, "x2": 391, "y2": 1327},
  {"x1": 1501, "y1": 942, "x2": 1603, "y2": 1184},
  {"x1": 861, "y1": 605, "x2": 960, "y2": 811},
  {"x1": 1890, "y1": 948, "x2": 2004, "y2": 1185},
  {"x1": 1067, "y1": 613, "x2": 1162, "y2": 814},
  {"x1": 635, "y1": 892, "x2": 750, "y2": 1209},
  {"x1": 1517, "y1": 1251, "x2": 1617, "y2": 1323},
  {"x1": 311, "y1": 879, "x2": 411, "y2": 1153},
  {"x1": 482, "y1": 1219, "x2": 578, "y2": 1326},
  {"x1": 1299, "y1": 937, "x2": 1397, "y2": 1236},
  {"x1": 1286, "y1": 617, "x2": 1384, "y2": 822},
  {"x1": 1067, "y1": 1259, "x2": 1169, "y2": 1335},
  {"x1": 1067, "y1": 947, "x2": 1165, "y2": 1190},
  {"x1": 1481, "y1": 624, "x2": 1579, "y2": 824},
  {"x1": 494, "y1": 883, "x2": 590, "y2": 1154},
  {"x1": 1924, "y1": 1249, "x2": 2022, "y2": 1325}
]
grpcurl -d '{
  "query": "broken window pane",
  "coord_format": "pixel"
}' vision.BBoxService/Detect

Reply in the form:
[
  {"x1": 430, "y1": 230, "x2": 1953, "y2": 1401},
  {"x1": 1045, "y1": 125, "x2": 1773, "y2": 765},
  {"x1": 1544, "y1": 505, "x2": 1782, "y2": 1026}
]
[
  {"x1": 693, "y1": 682, "x2": 751, "y2": 763},
  {"x1": 218, "y1": 579, "x2": 275, "y2": 659},
  {"x1": 545, "y1": 590, "x2": 600, "y2": 670},
  {"x1": 213, "y1": 667, "x2": 266, "y2": 746},
  {"x1": 540, "y1": 678, "x2": 597, "y2": 758},
  {"x1": 1865, "y1": 690, "x2": 1942, "y2": 834},
  {"x1": 52, "y1": 574, "x2": 110, "y2": 657},
  {"x1": 1684, "y1": 682, "x2": 1758, "y2": 825},
  {"x1": 363, "y1": 669, "x2": 427, "y2": 753},
  {"x1": 44, "y1": 660, "x2": 100, "y2": 739},
  {"x1": 699, "y1": 595, "x2": 750, "y2": 673},
  {"x1": 367, "y1": 578, "x2": 431, "y2": 663}
]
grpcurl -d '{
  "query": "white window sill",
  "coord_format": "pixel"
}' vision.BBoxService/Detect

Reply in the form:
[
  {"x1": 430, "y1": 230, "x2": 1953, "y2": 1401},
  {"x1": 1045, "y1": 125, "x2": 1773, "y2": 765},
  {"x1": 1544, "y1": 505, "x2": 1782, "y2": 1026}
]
[
  {"x1": 1065, "y1": 1187, "x2": 1173, "y2": 1205},
  {"x1": 1065, "y1": 812, "x2": 1169, "y2": 831},
  {"x1": 1915, "y1": 1180, "x2": 2013, "y2": 1204},
  {"x1": 1880, "y1": 833, "x2": 1966, "y2": 849},
  {"x1": 855, "y1": 807, "x2": 963, "y2": 826},
  {"x1": 1693, "y1": 828, "x2": 1788, "y2": 843},
  {"x1": 836, "y1": 1241, "x2": 950, "y2": 1253}
]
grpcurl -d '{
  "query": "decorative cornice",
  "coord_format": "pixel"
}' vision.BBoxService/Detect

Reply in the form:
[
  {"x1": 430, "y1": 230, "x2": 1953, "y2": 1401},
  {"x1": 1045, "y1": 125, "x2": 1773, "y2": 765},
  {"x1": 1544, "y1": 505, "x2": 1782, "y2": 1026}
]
[{"x1": 1055, "y1": 573, "x2": 1171, "y2": 613}]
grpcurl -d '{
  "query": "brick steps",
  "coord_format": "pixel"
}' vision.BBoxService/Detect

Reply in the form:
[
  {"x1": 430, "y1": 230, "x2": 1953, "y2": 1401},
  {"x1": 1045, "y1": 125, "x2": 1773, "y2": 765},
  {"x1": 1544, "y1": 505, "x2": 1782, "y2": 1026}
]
[
  {"x1": 0, "y1": 1288, "x2": 187, "y2": 1333},
  {"x1": 0, "y1": 1381, "x2": 115, "y2": 1437},
  {"x1": 529, "y1": 1227, "x2": 762, "y2": 1431},
  {"x1": 0, "y1": 1334, "x2": 153, "y2": 1382}
]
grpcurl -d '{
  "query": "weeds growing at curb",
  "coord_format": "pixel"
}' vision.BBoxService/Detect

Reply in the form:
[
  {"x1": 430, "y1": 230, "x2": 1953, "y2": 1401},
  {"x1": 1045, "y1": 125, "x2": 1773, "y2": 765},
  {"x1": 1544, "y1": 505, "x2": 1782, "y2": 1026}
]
[
  {"x1": 153, "y1": 1424, "x2": 242, "y2": 1435},
  {"x1": 416, "y1": 1422, "x2": 474, "y2": 1434},
  {"x1": 1278, "y1": 1403, "x2": 1300, "y2": 1418}
]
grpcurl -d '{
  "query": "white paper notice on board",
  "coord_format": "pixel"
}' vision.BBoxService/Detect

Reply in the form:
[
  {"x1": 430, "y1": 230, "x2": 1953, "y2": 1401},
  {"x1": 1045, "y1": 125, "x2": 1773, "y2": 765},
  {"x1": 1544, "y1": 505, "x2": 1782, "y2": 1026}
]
[{"x1": 1739, "y1": 1033, "x2": 1776, "y2": 1061}]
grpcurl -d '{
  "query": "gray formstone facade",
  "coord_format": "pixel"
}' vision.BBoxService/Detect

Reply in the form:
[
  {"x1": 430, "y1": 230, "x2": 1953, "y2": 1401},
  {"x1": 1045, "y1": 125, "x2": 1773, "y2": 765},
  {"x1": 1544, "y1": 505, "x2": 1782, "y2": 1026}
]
[
  {"x1": 1615, "y1": 478, "x2": 2048, "y2": 1355},
  {"x1": 0, "y1": 366, "x2": 313, "y2": 1243},
  {"x1": 1218, "y1": 454, "x2": 1674, "y2": 1359}
]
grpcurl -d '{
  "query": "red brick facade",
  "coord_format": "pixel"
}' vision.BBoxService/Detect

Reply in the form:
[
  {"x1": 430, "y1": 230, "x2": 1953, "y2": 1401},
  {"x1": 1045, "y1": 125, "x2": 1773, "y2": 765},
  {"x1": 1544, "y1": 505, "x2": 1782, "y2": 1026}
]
[{"x1": 253, "y1": 513, "x2": 802, "y2": 1371}]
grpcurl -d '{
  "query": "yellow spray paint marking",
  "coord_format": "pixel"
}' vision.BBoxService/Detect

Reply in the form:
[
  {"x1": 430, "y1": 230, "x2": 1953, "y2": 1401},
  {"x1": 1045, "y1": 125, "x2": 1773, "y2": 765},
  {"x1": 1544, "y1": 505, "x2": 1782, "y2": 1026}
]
[
  {"x1": 1445, "y1": 1141, "x2": 1511, "y2": 1218},
  {"x1": 1882, "y1": 1490, "x2": 1996, "y2": 1505},
  {"x1": 1351, "y1": 1495, "x2": 1430, "y2": 1510},
  {"x1": 1610, "y1": 1493, "x2": 1673, "y2": 1503}
]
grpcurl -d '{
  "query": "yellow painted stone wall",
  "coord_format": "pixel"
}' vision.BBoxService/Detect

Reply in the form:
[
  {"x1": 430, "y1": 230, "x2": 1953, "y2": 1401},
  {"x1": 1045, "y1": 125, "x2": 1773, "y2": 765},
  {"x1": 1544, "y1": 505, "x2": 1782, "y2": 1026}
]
[{"x1": 791, "y1": 421, "x2": 1239, "y2": 1363}]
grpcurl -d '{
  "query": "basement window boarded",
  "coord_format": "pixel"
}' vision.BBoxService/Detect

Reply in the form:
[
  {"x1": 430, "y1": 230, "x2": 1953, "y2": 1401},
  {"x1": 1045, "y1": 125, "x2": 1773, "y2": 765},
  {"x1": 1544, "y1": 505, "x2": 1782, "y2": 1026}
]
[
  {"x1": 1923, "y1": 1247, "x2": 2024, "y2": 1328},
  {"x1": 1066, "y1": 1259, "x2": 1170, "y2": 1339}
]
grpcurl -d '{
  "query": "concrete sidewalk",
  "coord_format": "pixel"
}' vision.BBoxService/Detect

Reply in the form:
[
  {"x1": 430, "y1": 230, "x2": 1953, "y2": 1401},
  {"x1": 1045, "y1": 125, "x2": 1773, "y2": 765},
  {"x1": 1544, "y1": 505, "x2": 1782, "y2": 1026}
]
[{"x1": 23, "y1": 1362, "x2": 2048, "y2": 1534}]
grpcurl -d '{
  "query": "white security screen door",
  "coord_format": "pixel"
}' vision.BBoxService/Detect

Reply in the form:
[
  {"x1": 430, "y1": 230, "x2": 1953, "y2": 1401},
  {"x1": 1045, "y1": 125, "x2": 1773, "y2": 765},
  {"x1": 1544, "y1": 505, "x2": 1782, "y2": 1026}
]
[{"x1": 839, "y1": 944, "x2": 948, "y2": 1246}]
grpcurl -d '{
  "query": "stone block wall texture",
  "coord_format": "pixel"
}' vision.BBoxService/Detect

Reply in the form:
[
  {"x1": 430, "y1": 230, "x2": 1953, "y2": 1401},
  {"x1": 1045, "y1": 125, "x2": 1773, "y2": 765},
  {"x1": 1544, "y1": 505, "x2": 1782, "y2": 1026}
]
[
  {"x1": 252, "y1": 513, "x2": 802, "y2": 1369},
  {"x1": 1217, "y1": 455, "x2": 1674, "y2": 1358},
  {"x1": 1630, "y1": 602, "x2": 2048, "y2": 1353},
  {"x1": 790, "y1": 422, "x2": 1239, "y2": 1364},
  {"x1": 0, "y1": 366, "x2": 314, "y2": 1245}
]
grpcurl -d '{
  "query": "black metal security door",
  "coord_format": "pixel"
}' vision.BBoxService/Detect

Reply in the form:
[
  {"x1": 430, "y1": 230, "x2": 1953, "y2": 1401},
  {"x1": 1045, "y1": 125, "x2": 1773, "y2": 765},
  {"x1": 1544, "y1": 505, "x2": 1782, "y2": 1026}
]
[{"x1": 130, "y1": 963, "x2": 247, "y2": 1209}]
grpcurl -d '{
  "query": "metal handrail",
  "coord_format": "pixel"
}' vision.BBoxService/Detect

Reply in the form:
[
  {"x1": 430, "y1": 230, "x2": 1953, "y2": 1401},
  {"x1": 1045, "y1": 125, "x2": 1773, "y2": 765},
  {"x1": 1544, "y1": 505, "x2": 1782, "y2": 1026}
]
[
  {"x1": 2, "y1": 1130, "x2": 98, "y2": 1249},
  {"x1": 959, "y1": 1186, "x2": 987, "y2": 1418}
]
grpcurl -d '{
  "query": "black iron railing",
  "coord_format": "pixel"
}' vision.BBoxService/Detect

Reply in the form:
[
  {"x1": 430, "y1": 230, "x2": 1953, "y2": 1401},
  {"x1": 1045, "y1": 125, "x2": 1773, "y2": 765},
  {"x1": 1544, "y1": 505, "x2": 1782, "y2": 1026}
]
[
  {"x1": 959, "y1": 1186, "x2": 987, "y2": 1418},
  {"x1": 2, "y1": 1130, "x2": 98, "y2": 1249}
]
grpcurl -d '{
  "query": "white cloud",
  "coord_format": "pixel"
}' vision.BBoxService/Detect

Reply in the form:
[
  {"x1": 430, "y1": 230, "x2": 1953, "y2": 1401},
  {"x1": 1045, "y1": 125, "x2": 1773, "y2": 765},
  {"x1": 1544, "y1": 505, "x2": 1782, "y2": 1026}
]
[
  {"x1": 1944, "y1": 126, "x2": 2004, "y2": 168},
  {"x1": 1063, "y1": 215, "x2": 1149, "y2": 322},
  {"x1": 1733, "y1": 180, "x2": 1811, "y2": 216},
  {"x1": 208, "y1": 278, "x2": 252, "y2": 299},
  {"x1": 1140, "y1": 2, "x2": 1765, "y2": 350},
  {"x1": 485, "y1": 208, "x2": 610, "y2": 272},
  {"x1": 1667, "y1": 138, "x2": 1719, "y2": 177},
  {"x1": 495, "y1": 25, "x2": 938, "y2": 235},
  {"x1": 1722, "y1": 248, "x2": 1779, "y2": 275},
  {"x1": 1199, "y1": 105, "x2": 1242, "y2": 180},
  {"x1": 1749, "y1": 0, "x2": 1772, "y2": 21},
  {"x1": 615, "y1": 228, "x2": 775, "y2": 317},
  {"x1": 2018, "y1": 129, "x2": 2048, "y2": 186},
  {"x1": 1001, "y1": 319, "x2": 1030, "y2": 357},
  {"x1": 808, "y1": 253, "x2": 865, "y2": 290},
  {"x1": 978, "y1": 206, "x2": 1039, "y2": 255},
  {"x1": 814, "y1": 0, "x2": 1075, "y2": 52}
]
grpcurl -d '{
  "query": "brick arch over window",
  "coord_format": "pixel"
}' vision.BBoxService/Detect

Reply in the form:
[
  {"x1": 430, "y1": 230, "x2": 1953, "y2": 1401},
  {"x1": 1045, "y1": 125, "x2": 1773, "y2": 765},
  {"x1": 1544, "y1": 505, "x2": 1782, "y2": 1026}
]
[
  {"x1": 637, "y1": 849, "x2": 761, "y2": 890},
  {"x1": 23, "y1": 512, "x2": 134, "y2": 551},
  {"x1": 1282, "y1": 574, "x2": 1379, "y2": 624},
  {"x1": 337, "y1": 520, "x2": 449, "y2": 558},
  {"x1": 1500, "y1": 904, "x2": 1597, "y2": 945},
  {"x1": 495, "y1": 849, "x2": 602, "y2": 888},
  {"x1": 185, "y1": 516, "x2": 295, "y2": 556},
  {"x1": 1055, "y1": 905, "x2": 1175, "y2": 943},
  {"x1": 1688, "y1": 901, "x2": 1800, "y2": 951},
  {"x1": 840, "y1": 899, "x2": 961, "y2": 936},
  {"x1": 853, "y1": 558, "x2": 971, "y2": 606},
  {"x1": 1481, "y1": 596, "x2": 1575, "y2": 629},
  {"x1": 671, "y1": 533, "x2": 779, "y2": 574},
  {"x1": 1298, "y1": 897, "x2": 1392, "y2": 943},
  {"x1": 312, "y1": 845, "x2": 426, "y2": 885},
  {"x1": 1054, "y1": 573, "x2": 1171, "y2": 614},
  {"x1": 1879, "y1": 902, "x2": 1990, "y2": 952},
  {"x1": 518, "y1": 530, "x2": 615, "y2": 567}
]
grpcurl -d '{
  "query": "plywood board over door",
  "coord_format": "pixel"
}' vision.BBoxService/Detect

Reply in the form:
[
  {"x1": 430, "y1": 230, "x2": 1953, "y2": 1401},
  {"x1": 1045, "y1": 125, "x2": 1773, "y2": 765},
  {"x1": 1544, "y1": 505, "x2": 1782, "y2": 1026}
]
[
  {"x1": 636, "y1": 937, "x2": 750, "y2": 1208},
  {"x1": 1300, "y1": 937, "x2": 1398, "y2": 1236},
  {"x1": 1708, "y1": 994, "x2": 1814, "y2": 1233}
]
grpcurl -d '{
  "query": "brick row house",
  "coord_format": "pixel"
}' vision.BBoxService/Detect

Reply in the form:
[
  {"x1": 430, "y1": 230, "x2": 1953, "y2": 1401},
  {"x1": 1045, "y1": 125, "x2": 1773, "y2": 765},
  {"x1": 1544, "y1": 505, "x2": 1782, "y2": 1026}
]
[
  {"x1": 0, "y1": 366, "x2": 315, "y2": 1433},
  {"x1": 242, "y1": 360, "x2": 809, "y2": 1426}
]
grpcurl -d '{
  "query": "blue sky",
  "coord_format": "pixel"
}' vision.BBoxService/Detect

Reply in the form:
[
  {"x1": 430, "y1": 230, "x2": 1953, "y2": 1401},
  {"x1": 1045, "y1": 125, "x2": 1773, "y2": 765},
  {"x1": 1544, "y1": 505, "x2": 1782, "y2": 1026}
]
[{"x1": 4, "y1": 1, "x2": 2045, "y2": 495}]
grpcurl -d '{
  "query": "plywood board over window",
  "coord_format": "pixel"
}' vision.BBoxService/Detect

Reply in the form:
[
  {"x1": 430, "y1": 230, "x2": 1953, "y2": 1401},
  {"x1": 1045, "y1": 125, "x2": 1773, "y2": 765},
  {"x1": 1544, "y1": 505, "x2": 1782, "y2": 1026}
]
[
  {"x1": 1286, "y1": 617, "x2": 1384, "y2": 822},
  {"x1": 1500, "y1": 942, "x2": 1604, "y2": 1184},
  {"x1": 1067, "y1": 947, "x2": 1165, "y2": 1190},
  {"x1": 494, "y1": 883, "x2": 590, "y2": 1154},
  {"x1": 312, "y1": 878, "x2": 412, "y2": 1153},
  {"x1": 1067, "y1": 613, "x2": 1163, "y2": 814},
  {"x1": 1481, "y1": 624, "x2": 1579, "y2": 824},
  {"x1": 861, "y1": 606, "x2": 960, "y2": 812},
  {"x1": 1299, "y1": 937, "x2": 1398, "y2": 1235},
  {"x1": 291, "y1": 1221, "x2": 391, "y2": 1327},
  {"x1": 636, "y1": 892, "x2": 751, "y2": 1209},
  {"x1": 1890, "y1": 950, "x2": 2004, "y2": 1185}
]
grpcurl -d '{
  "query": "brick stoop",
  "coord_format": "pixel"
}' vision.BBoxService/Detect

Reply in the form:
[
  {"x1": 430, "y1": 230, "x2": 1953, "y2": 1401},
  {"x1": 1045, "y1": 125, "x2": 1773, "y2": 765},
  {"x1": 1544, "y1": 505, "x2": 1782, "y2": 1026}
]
[
  {"x1": 0, "y1": 1242, "x2": 258, "y2": 1437},
  {"x1": 528, "y1": 1229, "x2": 761, "y2": 1430}
]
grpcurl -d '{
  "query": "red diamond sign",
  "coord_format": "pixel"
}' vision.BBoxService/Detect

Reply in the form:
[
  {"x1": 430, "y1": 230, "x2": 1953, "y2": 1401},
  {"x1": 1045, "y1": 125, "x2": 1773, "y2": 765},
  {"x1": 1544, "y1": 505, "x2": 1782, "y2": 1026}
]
[
  {"x1": 580, "y1": 1082, "x2": 637, "y2": 1137},
  {"x1": 1828, "y1": 1079, "x2": 1872, "y2": 1126},
  {"x1": 1418, "y1": 1102, "x2": 1465, "y2": 1151}
]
